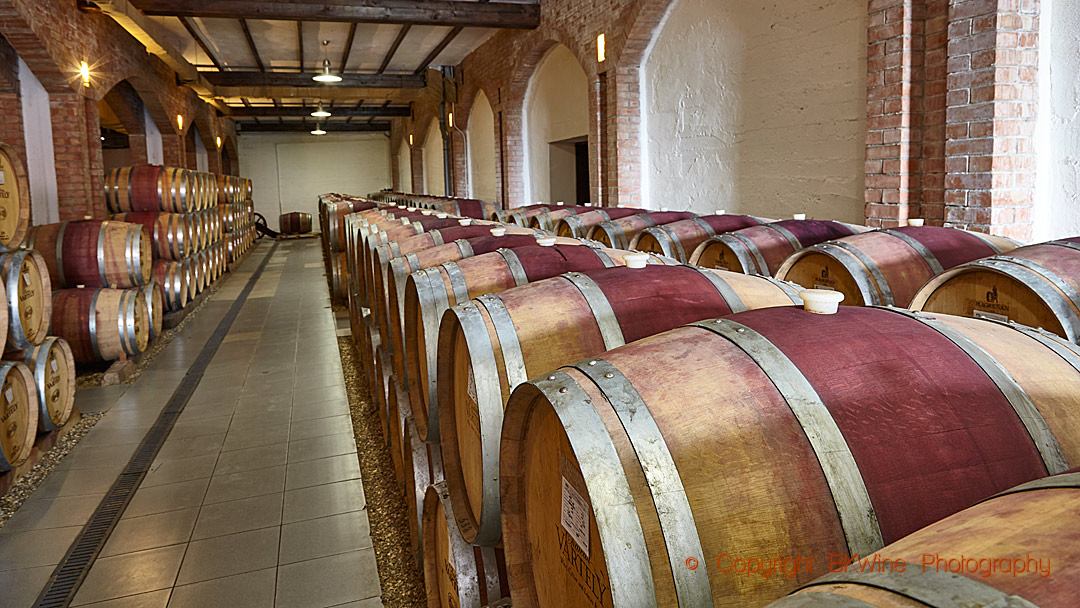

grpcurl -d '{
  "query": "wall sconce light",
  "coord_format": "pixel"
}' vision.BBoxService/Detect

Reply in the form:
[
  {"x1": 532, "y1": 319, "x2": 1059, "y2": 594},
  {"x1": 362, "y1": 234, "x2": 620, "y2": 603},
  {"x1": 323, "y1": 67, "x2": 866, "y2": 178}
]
[
  {"x1": 177, "y1": 114, "x2": 184, "y2": 131},
  {"x1": 448, "y1": 112, "x2": 454, "y2": 129},
  {"x1": 597, "y1": 34, "x2": 606, "y2": 63},
  {"x1": 409, "y1": 134, "x2": 414, "y2": 146},
  {"x1": 216, "y1": 136, "x2": 222, "y2": 149},
  {"x1": 79, "y1": 61, "x2": 90, "y2": 87}
]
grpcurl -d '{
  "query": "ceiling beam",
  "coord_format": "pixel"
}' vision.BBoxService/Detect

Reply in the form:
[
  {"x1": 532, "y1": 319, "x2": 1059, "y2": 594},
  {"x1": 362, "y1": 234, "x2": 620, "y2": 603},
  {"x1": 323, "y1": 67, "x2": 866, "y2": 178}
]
[
  {"x1": 238, "y1": 122, "x2": 391, "y2": 133},
  {"x1": 203, "y1": 71, "x2": 426, "y2": 88},
  {"x1": 230, "y1": 106, "x2": 411, "y2": 118},
  {"x1": 180, "y1": 17, "x2": 223, "y2": 71},
  {"x1": 296, "y1": 21, "x2": 305, "y2": 72},
  {"x1": 131, "y1": 0, "x2": 540, "y2": 28},
  {"x1": 377, "y1": 24, "x2": 410, "y2": 74},
  {"x1": 414, "y1": 26, "x2": 462, "y2": 74},
  {"x1": 340, "y1": 23, "x2": 358, "y2": 73},
  {"x1": 239, "y1": 19, "x2": 266, "y2": 72}
]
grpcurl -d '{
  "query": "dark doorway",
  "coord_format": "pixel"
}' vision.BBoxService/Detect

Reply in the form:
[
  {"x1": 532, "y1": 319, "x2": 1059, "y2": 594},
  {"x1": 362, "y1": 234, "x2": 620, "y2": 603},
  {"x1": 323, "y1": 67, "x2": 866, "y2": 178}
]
[{"x1": 549, "y1": 136, "x2": 590, "y2": 205}]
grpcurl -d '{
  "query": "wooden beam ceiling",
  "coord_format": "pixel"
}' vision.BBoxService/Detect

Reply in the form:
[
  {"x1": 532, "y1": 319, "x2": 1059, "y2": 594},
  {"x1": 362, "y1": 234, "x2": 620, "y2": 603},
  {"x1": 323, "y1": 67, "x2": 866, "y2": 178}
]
[
  {"x1": 238, "y1": 18, "x2": 265, "y2": 72},
  {"x1": 230, "y1": 106, "x2": 410, "y2": 118},
  {"x1": 377, "y1": 25, "x2": 410, "y2": 74},
  {"x1": 414, "y1": 26, "x2": 462, "y2": 74},
  {"x1": 202, "y1": 71, "x2": 426, "y2": 89},
  {"x1": 130, "y1": 0, "x2": 540, "y2": 29},
  {"x1": 238, "y1": 121, "x2": 392, "y2": 133}
]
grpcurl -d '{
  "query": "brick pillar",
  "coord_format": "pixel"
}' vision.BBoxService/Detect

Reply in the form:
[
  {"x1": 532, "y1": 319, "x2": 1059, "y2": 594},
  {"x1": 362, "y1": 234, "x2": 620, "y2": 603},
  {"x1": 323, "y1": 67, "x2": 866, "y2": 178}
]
[
  {"x1": 127, "y1": 133, "x2": 148, "y2": 164},
  {"x1": 592, "y1": 73, "x2": 606, "y2": 206},
  {"x1": 162, "y1": 133, "x2": 183, "y2": 167},
  {"x1": 450, "y1": 128, "x2": 468, "y2": 197},
  {"x1": 84, "y1": 98, "x2": 105, "y2": 218},
  {"x1": 410, "y1": 145, "x2": 424, "y2": 194},
  {"x1": 943, "y1": 0, "x2": 1038, "y2": 240},
  {"x1": 499, "y1": 103, "x2": 525, "y2": 206},
  {"x1": 0, "y1": 35, "x2": 25, "y2": 161},
  {"x1": 50, "y1": 94, "x2": 96, "y2": 220},
  {"x1": 390, "y1": 148, "x2": 400, "y2": 192},
  {"x1": 609, "y1": 67, "x2": 642, "y2": 208},
  {"x1": 921, "y1": 0, "x2": 950, "y2": 225}
]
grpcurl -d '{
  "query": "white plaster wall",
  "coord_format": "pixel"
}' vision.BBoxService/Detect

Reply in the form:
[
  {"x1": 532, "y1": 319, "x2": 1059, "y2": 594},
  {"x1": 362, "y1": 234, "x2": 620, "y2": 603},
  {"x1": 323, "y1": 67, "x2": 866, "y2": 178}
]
[
  {"x1": 398, "y1": 138, "x2": 412, "y2": 193},
  {"x1": 642, "y1": 0, "x2": 868, "y2": 222},
  {"x1": 468, "y1": 91, "x2": 497, "y2": 202},
  {"x1": 239, "y1": 133, "x2": 391, "y2": 231},
  {"x1": 422, "y1": 118, "x2": 445, "y2": 196},
  {"x1": 524, "y1": 45, "x2": 589, "y2": 205},
  {"x1": 18, "y1": 57, "x2": 58, "y2": 225},
  {"x1": 143, "y1": 106, "x2": 163, "y2": 165},
  {"x1": 1034, "y1": 0, "x2": 1080, "y2": 241},
  {"x1": 192, "y1": 125, "x2": 208, "y2": 172}
]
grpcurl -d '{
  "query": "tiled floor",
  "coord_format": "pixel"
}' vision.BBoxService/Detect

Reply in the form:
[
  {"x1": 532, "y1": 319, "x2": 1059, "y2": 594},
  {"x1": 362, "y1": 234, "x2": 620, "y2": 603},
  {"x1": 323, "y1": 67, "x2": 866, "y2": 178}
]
[{"x1": 0, "y1": 240, "x2": 382, "y2": 608}]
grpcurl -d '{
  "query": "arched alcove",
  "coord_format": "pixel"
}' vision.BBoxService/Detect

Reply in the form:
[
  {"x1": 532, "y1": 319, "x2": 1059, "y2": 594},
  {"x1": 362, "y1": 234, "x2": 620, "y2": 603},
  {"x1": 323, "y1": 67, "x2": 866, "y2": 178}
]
[
  {"x1": 468, "y1": 90, "x2": 497, "y2": 202},
  {"x1": 524, "y1": 44, "x2": 590, "y2": 205},
  {"x1": 422, "y1": 118, "x2": 445, "y2": 196},
  {"x1": 398, "y1": 137, "x2": 413, "y2": 193}
]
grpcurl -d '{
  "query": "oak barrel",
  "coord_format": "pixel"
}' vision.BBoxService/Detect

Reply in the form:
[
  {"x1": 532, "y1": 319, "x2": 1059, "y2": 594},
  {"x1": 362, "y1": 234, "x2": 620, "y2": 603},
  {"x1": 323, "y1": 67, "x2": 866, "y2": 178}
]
[
  {"x1": 280, "y1": 212, "x2": 312, "y2": 235},
  {"x1": 500, "y1": 306, "x2": 1079, "y2": 607},
  {"x1": 423, "y1": 482, "x2": 510, "y2": 608},
  {"x1": 556, "y1": 207, "x2": 647, "y2": 238},
  {"x1": 51, "y1": 288, "x2": 149, "y2": 362},
  {"x1": 153, "y1": 259, "x2": 188, "y2": 312},
  {"x1": 440, "y1": 264, "x2": 803, "y2": 545},
  {"x1": 27, "y1": 220, "x2": 152, "y2": 289},
  {"x1": 405, "y1": 416, "x2": 444, "y2": 565},
  {"x1": 0, "y1": 143, "x2": 32, "y2": 251},
  {"x1": 325, "y1": 200, "x2": 378, "y2": 251},
  {"x1": 138, "y1": 280, "x2": 164, "y2": 340},
  {"x1": 766, "y1": 472, "x2": 1080, "y2": 608},
  {"x1": 911, "y1": 237, "x2": 1080, "y2": 343},
  {"x1": 587, "y1": 211, "x2": 699, "y2": 249},
  {"x1": 5, "y1": 337, "x2": 75, "y2": 433},
  {"x1": 528, "y1": 206, "x2": 594, "y2": 231},
  {"x1": 111, "y1": 211, "x2": 192, "y2": 260},
  {"x1": 628, "y1": 214, "x2": 764, "y2": 262},
  {"x1": 106, "y1": 165, "x2": 193, "y2": 213},
  {"x1": 775, "y1": 226, "x2": 1019, "y2": 307},
  {"x1": 0, "y1": 361, "x2": 37, "y2": 470},
  {"x1": 691, "y1": 219, "x2": 868, "y2": 275},
  {"x1": 0, "y1": 249, "x2": 51, "y2": 351},
  {"x1": 330, "y1": 253, "x2": 348, "y2": 300}
]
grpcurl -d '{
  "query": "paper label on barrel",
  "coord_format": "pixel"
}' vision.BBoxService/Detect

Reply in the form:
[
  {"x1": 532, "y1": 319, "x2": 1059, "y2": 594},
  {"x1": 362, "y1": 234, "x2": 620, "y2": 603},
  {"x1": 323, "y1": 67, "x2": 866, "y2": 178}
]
[
  {"x1": 22, "y1": 272, "x2": 29, "y2": 285},
  {"x1": 973, "y1": 309, "x2": 1009, "y2": 323},
  {"x1": 0, "y1": 170, "x2": 5, "y2": 185},
  {"x1": 5, "y1": 388, "x2": 12, "y2": 403},
  {"x1": 561, "y1": 477, "x2": 590, "y2": 557},
  {"x1": 814, "y1": 283, "x2": 835, "y2": 291},
  {"x1": 50, "y1": 357, "x2": 58, "y2": 372}
]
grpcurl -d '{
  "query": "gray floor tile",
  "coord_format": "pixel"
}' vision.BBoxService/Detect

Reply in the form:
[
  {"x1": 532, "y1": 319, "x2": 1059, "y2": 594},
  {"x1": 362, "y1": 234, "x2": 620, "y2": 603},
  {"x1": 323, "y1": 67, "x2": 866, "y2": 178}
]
[
  {"x1": 0, "y1": 565, "x2": 56, "y2": 607},
  {"x1": 221, "y1": 424, "x2": 290, "y2": 452},
  {"x1": 167, "y1": 568, "x2": 276, "y2": 608},
  {"x1": 279, "y1": 511, "x2": 372, "y2": 564},
  {"x1": 78, "y1": 589, "x2": 171, "y2": 607},
  {"x1": 227, "y1": 409, "x2": 293, "y2": 431},
  {"x1": 100, "y1": 508, "x2": 199, "y2": 557},
  {"x1": 275, "y1": 550, "x2": 380, "y2": 608},
  {"x1": 155, "y1": 434, "x2": 227, "y2": 461},
  {"x1": 168, "y1": 416, "x2": 234, "y2": 440},
  {"x1": 0, "y1": 525, "x2": 82, "y2": 571},
  {"x1": 176, "y1": 527, "x2": 279, "y2": 585},
  {"x1": 72, "y1": 545, "x2": 186, "y2": 606},
  {"x1": 285, "y1": 454, "x2": 361, "y2": 491},
  {"x1": 214, "y1": 443, "x2": 288, "y2": 476},
  {"x1": 54, "y1": 443, "x2": 138, "y2": 471},
  {"x1": 294, "y1": 385, "x2": 346, "y2": 406},
  {"x1": 32, "y1": 466, "x2": 124, "y2": 499},
  {"x1": 290, "y1": 401, "x2": 350, "y2": 423},
  {"x1": 124, "y1": 479, "x2": 210, "y2": 519},
  {"x1": 142, "y1": 454, "x2": 218, "y2": 488},
  {"x1": 203, "y1": 465, "x2": 286, "y2": 505},
  {"x1": 76, "y1": 426, "x2": 150, "y2": 448},
  {"x1": 293, "y1": 373, "x2": 344, "y2": 390},
  {"x1": 282, "y1": 479, "x2": 365, "y2": 525},
  {"x1": 176, "y1": 402, "x2": 236, "y2": 423},
  {"x1": 287, "y1": 433, "x2": 356, "y2": 464},
  {"x1": 191, "y1": 493, "x2": 283, "y2": 540},
  {"x1": 289, "y1": 415, "x2": 352, "y2": 442},
  {"x1": 2, "y1": 493, "x2": 105, "y2": 532}
]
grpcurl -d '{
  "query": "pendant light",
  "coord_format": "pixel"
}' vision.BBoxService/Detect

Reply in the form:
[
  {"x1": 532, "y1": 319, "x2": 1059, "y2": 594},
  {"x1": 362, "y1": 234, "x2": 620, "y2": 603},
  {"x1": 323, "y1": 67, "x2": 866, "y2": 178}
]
[
  {"x1": 311, "y1": 123, "x2": 327, "y2": 135},
  {"x1": 312, "y1": 40, "x2": 342, "y2": 83},
  {"x1": 311, "y1": 102, "x2": 331, "y2": 118}
]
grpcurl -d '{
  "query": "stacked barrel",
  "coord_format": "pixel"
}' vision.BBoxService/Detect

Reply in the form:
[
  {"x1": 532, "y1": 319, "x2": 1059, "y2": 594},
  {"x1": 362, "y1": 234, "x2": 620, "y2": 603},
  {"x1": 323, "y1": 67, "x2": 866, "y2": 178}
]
[
  {"x1": 104, "y1": 165, "x2": 255, "y2": 314},
  {"x1": 325, "y1": 192, "x2": 1080, "y2": 607}
]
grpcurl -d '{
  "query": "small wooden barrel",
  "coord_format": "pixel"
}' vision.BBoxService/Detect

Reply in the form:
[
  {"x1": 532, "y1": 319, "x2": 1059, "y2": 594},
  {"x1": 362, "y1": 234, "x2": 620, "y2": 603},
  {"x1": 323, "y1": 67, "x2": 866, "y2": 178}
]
[
  {"x1": 766, "y1": 472, "x2": 1080, "y2": 607},
  {"x1": 109, "y1": 165, "x2": 194, "y2": 213},
  {"x1": 0, "y1": 360, "x2": 37, "y2": 470},
  {"x1": 111, "y1": 211, "x2": 192, "y2": 260},
  {"x1": 27, "y1": 220, "x2": 152, "y2": 289},
  {"x1": 404, "y1": 416, "x2": 444, "y2": 565},
  {"x1": 775, "y1": 226, "x2": 1018, "y2": 307},
  {"x1": 628, "y1": 214, "x2": 764, "y2": 262},
  {"x1": 0, "y1": 249, "x2": 51, "y2": 351},
  {"x1": 691, "y1": 219, "x2": 869, "y2": 275},
  {"x1": 280, "y1": 212, "x2": 312, "y2": 235},
  {"x1": 912, "y1": 238, "x2": 1080, "y2": 343},
  {"x1": 5, "y1": 337, "x2": 75, "y2": 432},
  {"x1": 439, "y1": 265, "x2": 802, "y2": 545},
  {"x1": 528, "y1": 206, "x2": 594, "y2": 231},
  {"x1": 51, "y1": 288, "x2": 149, "y2": 362},
  {"x1": 423, "y1": 482, "x2": 510, "y2": 608},
  {"x1": 587, "y1": 211, "x2": 699, "y2": 249},
  {"x1": 153, "y1": 259, "x2": 188, "y2": 312},
  {"x1": 556, "y1": 207, "x2": 644, "y2": 238},
  {"x1": 0, "y1": 143, "x2": 31, "y2": 251},
  {"x1": 137, "y1": 281, "x2": 164, "y2": 340},
  {"x1": 500, "y1": 306, "x2": 1080, "y2": 607}
]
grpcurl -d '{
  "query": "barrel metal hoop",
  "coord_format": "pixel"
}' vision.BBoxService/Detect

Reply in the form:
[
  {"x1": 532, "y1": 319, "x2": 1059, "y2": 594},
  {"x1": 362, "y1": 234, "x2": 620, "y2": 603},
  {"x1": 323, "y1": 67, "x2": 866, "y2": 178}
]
[
  {"x1": 444, "y1": 261, "x2": 470, "y2": 304},
  {"x1": 97, "y1": 221, "x2": 110, "y2": 287},
  {"x1": 561, "y1": 272, "x2": 625, "y2": 350},
  {"x1": 765, "y1": 592, "x2": 877, "y2": 608},
  {"x1": 417, "y1": 271, "x2": 449, "y2": 436},
  {"x1": 881, "y1": 229, "x2": 945, "y2": 276},
  {"x1": 728, "y1": 232, "x2": 770, "y2": 276},
  {"x1": 56, "y1": 222, "x2": 68, "y2": 288},
  {"x1": 589, "y1": 247, "x2": 617, "y2": 269},
  {"x1": 715, "y1": 234, "x2": 758, "y2": 274},
  {"x1": 796, "y1": 569, "x2": 1040, "y2": 608},
  {"x1": 964, "y1": 230, "x2": 1007, "y2": 254},
  {"x1": 88, "y1": 290, "x2": 102, "y2": 361},
  {"x1": 6, "y1": 251, "x2": 28, "y2": 349},
  {"x1": 642, "y1": 227, "x2": 674, "y2": 259},
  {"x1": 688, "y1": 217, "x2": 716, "y2": 239},
  {"x1": 446, "y1": 300, "x2": 505, "y2": 545},
  {"x1": 689, "y1": 318, "x2": 884, "y2": 556},
  {"x1": 455, "y1": 239, "x2": 474, "y2": 259},
  {"x1": 596, "y1": 209, "x2": 611, "y2": 223},
  {"x1": 563, "y1": 216, "x2": 584, "y2": 237},
  {"x1": 766, "y1": 224, "x2": 803, "y2": 251},
  {"x1": 31, "y1": 339, "x2": 52, "y2": 430},
  {"x1": 659, "y1": 225, "x2": 687, "y2": 261},
  {"x1": 606, "y1": 221, "x2": 630, "y2": 250},
  {"x1": 1047, "y1": 239, "x2": 1080, "y2": 255},
  {"x1": 478, "y1": 544, "x2": 504, "y2": 604},
  {"x1": 820, "y1": 242, "x2": 891, "y2": 306},
  {"x1": 430, "y1": 230, "x2": 445, "y2": 247},
  {"x1": 984, "y1": 471, "x2": 1080, "y2": 501},
  {"x1": 688, "y1": 267, "x2": 747, "y2": 313},
  {"x1": 528, "y1": 372, "x2": 659, "y2": 608},
  {"x1": 389, "y1": 242, "x2": 401, "y2": 259},
  {"x1": 993, "y1": 256, "x2": 1080, "y2": 326},
  {"x1": 126, "y1": 225, "x2": 140, "y2": 286},
  {"x1": 431, "y1": 482, "x2": 484, "y2": 606},
  {"x1": 495, "y1": 248, "x2": 528, "y2": 286},
  {"x1": 404, "y1": 253, "x2": 421, "y2": 274},
  {"x1": 572, "y1": 359, "x2": 715, "y2": 608},
  {"x1": 877, "y1": 307, "x2": 1069, "y2": 475}
]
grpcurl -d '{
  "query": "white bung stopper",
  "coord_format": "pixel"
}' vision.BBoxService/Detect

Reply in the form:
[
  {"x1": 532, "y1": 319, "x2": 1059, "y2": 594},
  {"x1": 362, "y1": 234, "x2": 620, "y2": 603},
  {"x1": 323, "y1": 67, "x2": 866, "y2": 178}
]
[
  {"x1": 908, "y1": 218, "x2": 925, "y2": 226},
  {"x1": 625, "y1": 253, "x2": 649, "y2": 269},
  {"x1": 800, "y1": 289, "x2": 845, "y2": 315},
  {"x1": 715, "y1": 209, "x2": 726, "y2": 216},
  {"x1": 458, "y1": 219, "x2": 472, "y2": 226},
  {"x1": 537, "y1": 236, "x2": 557, "y2": 247},
  {"x1": 490, "y1": 227, "x2": 507, "y2": 237},
  {"x1": 793, "y1": 213, "x2": 807, "y2": 221},
  {"x1": 436, "y1": 213, "x2": 448, "y2": 219}
]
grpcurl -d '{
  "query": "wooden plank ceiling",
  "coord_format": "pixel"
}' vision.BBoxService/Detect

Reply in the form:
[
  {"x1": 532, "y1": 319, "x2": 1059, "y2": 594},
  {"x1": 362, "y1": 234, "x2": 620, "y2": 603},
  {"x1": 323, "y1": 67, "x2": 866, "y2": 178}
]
[{"x1": 130, "y1": 1, "x2": 540, "y2": 132}]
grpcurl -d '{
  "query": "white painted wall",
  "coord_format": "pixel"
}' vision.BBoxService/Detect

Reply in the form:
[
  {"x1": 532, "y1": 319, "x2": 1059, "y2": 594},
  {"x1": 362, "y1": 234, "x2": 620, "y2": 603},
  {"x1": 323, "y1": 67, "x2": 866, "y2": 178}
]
[
  {"x1": 398, "y1": 138, "x2": 413, "y2": 193},
  {"x1": 18, "y1": 58, "x2": 58, "y2": 225},
  {"x1": 1034, "y1": 0, "x2": 1080, "y2": 241},
  {"x1": 239, "y1": 133, "x2": 391, "y2": 231},
  {"x1": 192, "y1": 125, "x2": 208, "y2": 172},
  {"x1": 144, "y1": 106, "x2": 163, "y2": 165},
  {"x1": 524, "y1": 45, "x2": 589, "y2": 205},
  {"x1": 642, "y1": 0, "x2": 868, "y2": 222},
  {"x1": 422, "y1": 118, "x2": 445, "y2": 196},
  {"x1": 468, "y1": 91, "x2": 497, "y2": 202}
]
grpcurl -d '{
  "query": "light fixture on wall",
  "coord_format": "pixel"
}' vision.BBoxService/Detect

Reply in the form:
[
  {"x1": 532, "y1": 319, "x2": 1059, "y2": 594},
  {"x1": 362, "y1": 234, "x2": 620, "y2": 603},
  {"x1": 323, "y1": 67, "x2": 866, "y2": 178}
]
[
  {"x1": 177, "y1": 114, "x2": 183, "y2": 130},
  {"x1": 312, "y1": 41, "x2": 343, "y2": 83},
  {"x1": 448, "y1": 112, "x2": 454, "y2": 129},
  {"x1": 597, "y1": 34, "x2": 606, "y2": 63},
  {"x1": 409, "y1": 134, "x2": 413, "y2": 146},
  {"x1": 216, "y1": 136, "x2": 222, "y2": 149},
  {"x1": 311, "y1": 123, "x2": 327, "y2": 135},
  {"x1": 79, "y1": 61, "x2": 91, "y2": 87},
  {"x1": 311, "y1": 103, "x2": 331, "y2": 118}
]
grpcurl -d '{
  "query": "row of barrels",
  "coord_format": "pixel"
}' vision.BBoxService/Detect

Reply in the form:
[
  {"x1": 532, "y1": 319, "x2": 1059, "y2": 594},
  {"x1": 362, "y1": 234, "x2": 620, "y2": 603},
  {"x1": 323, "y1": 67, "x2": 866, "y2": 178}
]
[
  {"x1": 0, "y1": 337, "x2": 78, "y2": 471},
  {"x1": 368, "y1": 192, "x2": 501, "y2": 223},
  {"x1": 330, "y1": 195, "x2": 1080, "y2": 607},
  {"x1": 105, "y1": 166, "x2": 248, "y2": 213}
]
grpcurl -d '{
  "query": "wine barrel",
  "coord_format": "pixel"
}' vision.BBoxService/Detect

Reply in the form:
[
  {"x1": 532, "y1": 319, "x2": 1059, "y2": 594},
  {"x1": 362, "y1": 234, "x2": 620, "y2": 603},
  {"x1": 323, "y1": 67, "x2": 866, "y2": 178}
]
[
  {"x1": 330, "y1": 252, "x2": 347, "y2": 300},
  {"x1": 111, "y1": 212, "x2": 192, "y2": 260},
  {"x1": 529, "y1": 206, "x2": 594, "y2": 231},
  {"x1": 766, "y1": 472, "x2": 1080, "y2": 607},
  {"x1": 587, "y1": 211, "x2": 699, "y2": 249},
  {"x1": 0, "y1": 143, "x2": 31, "y2": 251},
  {"x1": 500, "y1": 305, "x2": 1079, "y2": 608},
  {"x1": 556, "y1": 208, "x2": 645, "y2": 238},
  {"x1": 26, "y1": 220, "x2": 152, "y2": 289},
  {"x1": 691, "y1": 219, "x2": 870, "y2": 275},
  {"x1": 775, "y1": 226, "x2": 1019, "y2": 307},
  {"x1": 216, "y1": 173, "x2": 234, "y2": 205},
  {"x1": 153, "y1": 259, "x2": 188, "y2": 312},
  {"x1": 5, "y1": 337, "x2": 75, "y2": 433},
  {"x1": 0, "y1": 249, "x2": 51, "y2": 351},
  {"x1": 106, "y1": 165, "x2": 193, "y2": 213},
  {"x1": 423, "y1": 482, "x2": 510, "y2": 608},
  {"x1": 280, "y1": 212, "x2": 312, "y2": 235},
  {"x1": 492, "y1": 204, "x2": 545, "y2": 224},
  {"x1": 440, "y1": 264, "x2": 803, "y2": 545},
  {"x1": 911, "y1": 238, "x2": 1080, "y2": 343},
  {"x1": 0, "y1": 361, "x2": 37, "y2": 470},
  {"x1": 190, "y1": 254, "x2": 205, "y2": 295},
  {"x1": 628, "y1": 214, "x2": 764, "y2": 262},
  {"x1": 325, "y1": 200, "x2": 379, "y2": 251},
  {"x1": 51, "y1": 288, "x2": 149, "y2": 362},
  {"x1": 138, "y1": 281, "x2": 164, "y2": 340},
  {"x1": 405, "y1": 416, "x2": 444, "y2": 565}
]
